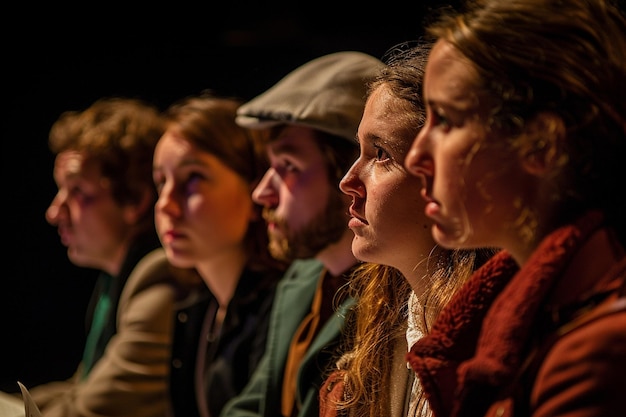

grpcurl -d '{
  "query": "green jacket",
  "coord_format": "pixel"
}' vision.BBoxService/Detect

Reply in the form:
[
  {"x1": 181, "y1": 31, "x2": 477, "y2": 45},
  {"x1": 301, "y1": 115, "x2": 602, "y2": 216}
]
[{"x1": 220, "y1": 258, "x2": 356, "y2": 417}]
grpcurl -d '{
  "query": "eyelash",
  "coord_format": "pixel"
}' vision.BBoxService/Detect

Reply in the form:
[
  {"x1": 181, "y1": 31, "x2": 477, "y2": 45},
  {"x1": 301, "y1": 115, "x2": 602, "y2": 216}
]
[
  {"x1": 374, "y1": 144, "x2": 391, "y2": 162},
  {"x1": 432, "y1": 108, "x2": 451, "y2": 130},
  {"x1": 69, "y1": 186, "x2": 86, "y2": 198},
  {"x1": 273, "y1": 159, "x2": 300, "y2": 178},
  {"x1": 153, "y1": 177, "x2": 164, "y2": 193},
  {"x1": 154, "y1": 172, "x2": 204, "y2": 195},
  {"x1": 67, "y1": 186, "x2": 97, "y2": 205}
]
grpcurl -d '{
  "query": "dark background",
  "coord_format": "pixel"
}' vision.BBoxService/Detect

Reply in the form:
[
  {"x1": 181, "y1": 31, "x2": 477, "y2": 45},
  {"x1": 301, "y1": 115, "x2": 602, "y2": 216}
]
[{"x1": 3, "y1": 2, "x2": 459, "y2": 392}]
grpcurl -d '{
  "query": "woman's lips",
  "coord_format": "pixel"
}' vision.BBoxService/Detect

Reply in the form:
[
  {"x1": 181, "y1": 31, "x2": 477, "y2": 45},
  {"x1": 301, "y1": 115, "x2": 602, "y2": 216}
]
[
  {"x1": 420, "y1": 189, "x2": 440, "y2": 217},
  {"x1": 348, "y1": 207, "x2": 368, "y2": 228},
  {"x1": 162, "y1": 230, "x2": 185, "y2": 244},
  {"x1": 425, "y1": 201, "x2": 441, "y2": 218}
]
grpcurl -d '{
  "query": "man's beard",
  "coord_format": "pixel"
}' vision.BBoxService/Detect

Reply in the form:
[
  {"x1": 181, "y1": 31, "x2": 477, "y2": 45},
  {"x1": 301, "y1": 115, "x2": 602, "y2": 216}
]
[{"x1": 263, "y1": 189, "x2": 348, "y2": 262}]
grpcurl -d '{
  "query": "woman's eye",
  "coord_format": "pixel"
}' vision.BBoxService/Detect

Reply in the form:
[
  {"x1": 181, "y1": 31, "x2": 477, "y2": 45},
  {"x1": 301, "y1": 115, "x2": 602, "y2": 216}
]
[
  {"x1": 185, "y1": 172, "x2": 204, "y2": 190},
  {"x1": 433, "y1": 109, "x2": 451, "y2": 130},
  {"x1": 153, "y1": 177, "x2": 164, "y2": 193},
  {"x1": 374, "y1": 145, "x2": 390, "y2": 162}
]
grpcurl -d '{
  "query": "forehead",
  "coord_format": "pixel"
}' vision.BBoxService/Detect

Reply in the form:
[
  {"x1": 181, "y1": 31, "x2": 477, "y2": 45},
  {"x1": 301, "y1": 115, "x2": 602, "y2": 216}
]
[
  {"x1": 54, "y1": 150, "x2": 100, "y2": 177},
  {"x1": 425, "y1": 40, "x2": 481, "y2": 107},
  {"x1": 53, "y1": 150, "x2": 112, "y2": 193},
  {"x1": 155, "y1": 130, "x2": 196, "y2": 159},
  {"x1": 363, "y1": 86, "x2": 393, "y2": 119},
  {"x1": 362, "y1": 87, "x2": 402, "y2": 131},
  {"x1": 267, "y1": 125, "x2": 323, "y2": 158},
  {"x1": 359, "y1": 86, "x2": 416, "y2": 151}
]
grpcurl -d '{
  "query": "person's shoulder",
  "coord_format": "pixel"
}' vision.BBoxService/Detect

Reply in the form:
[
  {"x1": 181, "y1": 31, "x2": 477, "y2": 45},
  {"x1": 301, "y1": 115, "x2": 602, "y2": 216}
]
[
  {"x1": 123, "y1": 248, "x2": 202, "y2": 297},
  {"x1": 552, "y1": 295, "x2": 626, "y2": 353},
  {"x1": 538, "y1": 294, "x2": 625, "y2": 381},
  {"x1": 283, "y1": 258, "x2": 324, "y2": 279},
  {"x1": 536, "y1": 299, "x2": 626, "y2": 413},
  {"x1": 137, "y1": 247, "x2": 169, "y2": 267},
  {"x1": 127, "y1": 248, "x2": 170, "y2": 285}
]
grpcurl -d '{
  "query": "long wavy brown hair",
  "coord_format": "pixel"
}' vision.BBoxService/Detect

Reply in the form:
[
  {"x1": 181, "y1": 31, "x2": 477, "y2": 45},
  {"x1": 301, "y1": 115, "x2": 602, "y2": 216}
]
[{"x1": 329, "y1": 42, "x2": 498, "y2": 416}]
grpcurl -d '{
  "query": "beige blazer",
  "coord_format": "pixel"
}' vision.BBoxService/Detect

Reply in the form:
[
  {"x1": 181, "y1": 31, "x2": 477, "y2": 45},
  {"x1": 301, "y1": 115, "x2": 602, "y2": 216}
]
[{"x1": 29, "y1": 249, "x2": 200, "y2": 417}]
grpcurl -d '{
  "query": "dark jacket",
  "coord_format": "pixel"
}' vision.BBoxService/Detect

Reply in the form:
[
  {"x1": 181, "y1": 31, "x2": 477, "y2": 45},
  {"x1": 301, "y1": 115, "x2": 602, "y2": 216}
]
[
  {"x1": 169, "y1": 266, "x2": 283, "y2": 417},
  {"x1": 407, "y1": 211, "x2": 626, "y2": 417},
  {"x1": 83, "y1": 230, "x2": 161, "y2": 375},
  {"x1": 220, "y1": 259, "x2": 357, "y2": 417},
  {"x1": 30, "y1": 248, "x2": 196, "y2": 417}
]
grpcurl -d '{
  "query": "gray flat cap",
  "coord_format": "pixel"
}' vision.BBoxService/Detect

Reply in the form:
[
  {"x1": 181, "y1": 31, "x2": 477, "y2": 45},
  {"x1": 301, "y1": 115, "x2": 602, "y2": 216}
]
[{"x1": 236, "y1": 51, "x2": 385, "y2": 142}]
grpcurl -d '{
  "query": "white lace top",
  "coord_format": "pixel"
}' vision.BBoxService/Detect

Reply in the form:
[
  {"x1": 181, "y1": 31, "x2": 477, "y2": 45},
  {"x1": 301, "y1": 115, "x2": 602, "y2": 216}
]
[{"x1": 406, "y1": 291, "x2": 431, "y2": 417}]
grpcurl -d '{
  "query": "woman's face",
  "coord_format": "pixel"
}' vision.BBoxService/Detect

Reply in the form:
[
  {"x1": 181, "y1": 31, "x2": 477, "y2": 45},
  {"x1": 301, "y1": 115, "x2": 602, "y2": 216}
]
[
  {"x1": 405, "y1": 40, "x2": 533, "y2": 255},
  {"x1": 153, "y1": 130, "x2": 254, "y2": 268},
  {"x1": 340, "y1": 85, "x2": 434, "y2": 277}
]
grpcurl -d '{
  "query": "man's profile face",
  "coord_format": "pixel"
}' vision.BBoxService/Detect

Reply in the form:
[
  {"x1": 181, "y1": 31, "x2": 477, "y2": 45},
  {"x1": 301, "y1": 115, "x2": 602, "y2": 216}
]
[
  {"x1": 46, "y1": 150, "x2": 130, "y2": 272},
  {"x1": 252, "y1": 126, "x2": 349, "y2": 261}
]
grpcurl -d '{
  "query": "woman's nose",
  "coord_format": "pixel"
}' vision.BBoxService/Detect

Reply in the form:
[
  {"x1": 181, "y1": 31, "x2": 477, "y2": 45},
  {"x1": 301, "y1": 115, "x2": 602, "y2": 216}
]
[
  {"x1": 155, "y1": 183, "x2": 182, "y2": 217},
  {"x1": 405, "y1": 131, "x2": 434, "y2": 180},
  {"x1": 339, "y1": 161, "x2": 365, "y2": 197}
]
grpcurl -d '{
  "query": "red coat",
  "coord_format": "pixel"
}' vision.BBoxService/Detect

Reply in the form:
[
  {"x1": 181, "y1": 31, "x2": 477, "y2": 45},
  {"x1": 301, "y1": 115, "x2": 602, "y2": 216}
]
[{"x1": 407, "y1": 212, "x2": 626, "y2": 417}]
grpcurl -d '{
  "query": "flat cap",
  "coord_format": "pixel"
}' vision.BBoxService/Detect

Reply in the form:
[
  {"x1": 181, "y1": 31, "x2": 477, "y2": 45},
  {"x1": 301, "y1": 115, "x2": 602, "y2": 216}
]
[{"x1": 236, "y1": 51, "x2": 384, "y2": 142}]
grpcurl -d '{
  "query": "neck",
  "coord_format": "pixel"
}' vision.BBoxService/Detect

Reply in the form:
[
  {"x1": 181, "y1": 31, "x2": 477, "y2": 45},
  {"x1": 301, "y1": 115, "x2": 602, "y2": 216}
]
[
  {"x1": 315, "y1": 229, "x2": 358, "y2": 276},
  {"x1": 195, "y1": 246, "x2": 247, "y2": 307},
  {"x1": 402, "y1": 245, "x2": 448, "y2": 300},
  {"x1": 101, "y1": 238, "x2": 132, "y2": 277}
]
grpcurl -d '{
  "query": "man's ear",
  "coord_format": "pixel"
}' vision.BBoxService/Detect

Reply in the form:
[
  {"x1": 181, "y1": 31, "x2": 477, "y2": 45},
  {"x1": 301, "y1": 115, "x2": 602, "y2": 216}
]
[
  {"x1": 520, "y1": 112, "x2": 566, "y2": 176},
  {"x1": 123, "y1": 188, "x2": 154, "y2": 225}
]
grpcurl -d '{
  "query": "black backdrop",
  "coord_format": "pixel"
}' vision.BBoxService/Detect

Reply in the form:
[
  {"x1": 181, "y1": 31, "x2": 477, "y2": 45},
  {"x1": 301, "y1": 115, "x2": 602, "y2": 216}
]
[{"x1": 3, "y1": 1, "x2": 460, "y2": 392}]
